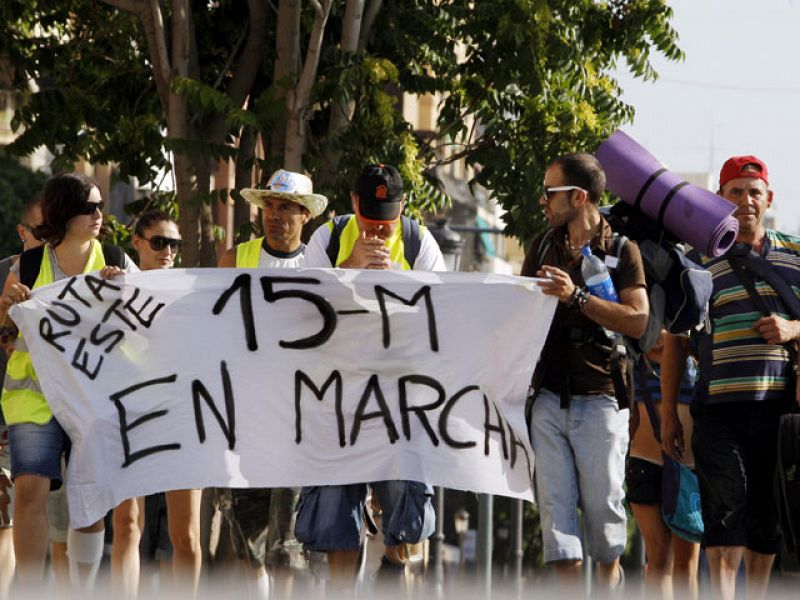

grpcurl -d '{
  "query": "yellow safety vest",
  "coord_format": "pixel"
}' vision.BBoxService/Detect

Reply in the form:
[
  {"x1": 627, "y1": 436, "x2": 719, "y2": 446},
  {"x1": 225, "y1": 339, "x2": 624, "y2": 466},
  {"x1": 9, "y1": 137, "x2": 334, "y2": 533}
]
[
  {"x1": 2, "y1": 240, "x2": 107, "y2": 425},
  {"x1": 328, "y1": 216, "x2": 414, "y2": 270},
  {"x1": 235, "y1": 237, "x2": 264, "y2": 268}
]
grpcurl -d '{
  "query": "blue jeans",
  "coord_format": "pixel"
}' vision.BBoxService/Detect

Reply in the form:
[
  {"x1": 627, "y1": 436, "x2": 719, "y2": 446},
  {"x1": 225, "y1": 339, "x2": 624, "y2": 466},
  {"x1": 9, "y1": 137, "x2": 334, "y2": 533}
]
[
  {"x1": 529, "y1": 388, "x2": 629, "y2": 564},
  {"x1": 295, "y1": 480, "x2": 435, "y2": 551}
]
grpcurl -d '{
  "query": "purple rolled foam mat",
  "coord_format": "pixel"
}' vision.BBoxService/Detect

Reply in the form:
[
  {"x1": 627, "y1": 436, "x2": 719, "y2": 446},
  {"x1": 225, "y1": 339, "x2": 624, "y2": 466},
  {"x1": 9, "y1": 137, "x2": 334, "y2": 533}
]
[{"x1": 595, "y1": 130, "x2": 738, "y2": 257}]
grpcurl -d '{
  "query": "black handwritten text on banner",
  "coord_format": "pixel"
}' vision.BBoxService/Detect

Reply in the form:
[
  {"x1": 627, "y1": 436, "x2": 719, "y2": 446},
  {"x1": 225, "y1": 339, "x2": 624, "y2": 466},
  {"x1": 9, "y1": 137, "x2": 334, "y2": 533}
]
[{"x1": 11, "y1": 268, "x2": 556, "y2": 527}]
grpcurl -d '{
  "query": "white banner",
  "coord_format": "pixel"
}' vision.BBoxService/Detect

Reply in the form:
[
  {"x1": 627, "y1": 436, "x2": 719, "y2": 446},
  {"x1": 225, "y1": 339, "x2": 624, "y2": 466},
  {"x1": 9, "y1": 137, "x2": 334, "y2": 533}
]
[{"x1": 10, "y1": 268, "x2": 555, "y2": 527}]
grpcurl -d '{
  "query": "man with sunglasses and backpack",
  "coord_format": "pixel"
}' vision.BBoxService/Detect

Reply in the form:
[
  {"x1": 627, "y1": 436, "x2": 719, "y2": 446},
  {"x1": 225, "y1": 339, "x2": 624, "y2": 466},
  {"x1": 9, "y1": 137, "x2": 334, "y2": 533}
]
[
  {"x1": 661, "y1": 156, "x2": 800, "y2": 600},
  {"x1": 217, "y1": 169, "x2": 328, "y2": 598},
  {"x1": 521, "y1": 152, "x2": 648, "y2": 593},
  {"x1": 298, "y1": 164, "x2": 444, "y2": 590}
]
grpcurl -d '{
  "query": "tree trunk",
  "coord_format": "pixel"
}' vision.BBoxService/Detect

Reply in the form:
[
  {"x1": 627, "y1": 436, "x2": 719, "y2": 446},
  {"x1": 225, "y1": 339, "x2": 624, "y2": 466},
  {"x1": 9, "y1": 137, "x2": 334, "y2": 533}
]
[
  {"x1": 328, "y1": 0, "x2": 363, "y2": 135},
  {"x1": 270, "y1": 0, "x2": 301, "y2": 167},
  {"x1": 234, "y1": 127, "x2": 257, "y2": 242},
  {"x1": 283, "y1": 0, "x2": 333, "y2": 171}
]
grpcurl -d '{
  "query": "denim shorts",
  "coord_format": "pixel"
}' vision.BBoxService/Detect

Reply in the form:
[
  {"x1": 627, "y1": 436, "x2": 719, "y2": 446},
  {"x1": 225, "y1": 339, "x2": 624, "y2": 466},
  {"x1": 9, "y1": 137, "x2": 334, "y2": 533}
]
[
  {"x1": 295, "y1": 480, "x2": 435, "y2": 552},
  {"x1": 529, "y1": 388, "x2": 629, "y2": 564},
  {"x1": 8, "y1": 418, "x2": 69, "y2": 489}
]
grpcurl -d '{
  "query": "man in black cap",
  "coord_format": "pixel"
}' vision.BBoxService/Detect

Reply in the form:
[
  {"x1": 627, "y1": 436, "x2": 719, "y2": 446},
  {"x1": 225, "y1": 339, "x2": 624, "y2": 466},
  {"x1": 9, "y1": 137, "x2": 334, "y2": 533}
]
[
  {"x1": 299, "y1": 164, "x2": 444, "y2": 588},
  {"x1": 303, "y1": 164, "x2": 445, "y2": 271}
]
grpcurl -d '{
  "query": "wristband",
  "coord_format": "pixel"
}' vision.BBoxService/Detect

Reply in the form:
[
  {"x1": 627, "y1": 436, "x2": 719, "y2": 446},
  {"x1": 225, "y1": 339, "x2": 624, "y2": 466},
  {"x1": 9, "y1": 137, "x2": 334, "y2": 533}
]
[{"x1": 570, "y1": 287, "x2": 590, "y2": 311}]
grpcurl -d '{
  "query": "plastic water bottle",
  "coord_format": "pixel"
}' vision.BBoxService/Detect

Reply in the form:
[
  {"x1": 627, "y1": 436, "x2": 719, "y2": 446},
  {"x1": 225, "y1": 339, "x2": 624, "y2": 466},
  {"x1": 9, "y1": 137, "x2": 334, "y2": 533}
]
[{"x1": 580, "y1": 245, "x2": 619, "y2": 303}]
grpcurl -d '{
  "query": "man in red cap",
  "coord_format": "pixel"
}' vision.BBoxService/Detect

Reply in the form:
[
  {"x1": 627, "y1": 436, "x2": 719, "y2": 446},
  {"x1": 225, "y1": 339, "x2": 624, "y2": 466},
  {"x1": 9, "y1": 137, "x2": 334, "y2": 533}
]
[{"x1": 661, "y1": 155, "x2": 800, "y2": 600}]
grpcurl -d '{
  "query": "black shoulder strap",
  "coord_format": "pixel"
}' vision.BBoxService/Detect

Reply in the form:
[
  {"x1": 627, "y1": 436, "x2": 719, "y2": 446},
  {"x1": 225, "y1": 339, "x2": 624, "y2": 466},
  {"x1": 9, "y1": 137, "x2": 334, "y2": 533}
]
[
  {"x1": 535, "y1": 229, "x2": 555, "y2": 271},
  {"x1": 19, "y1": 246, "x2": 45, "y2": 289},
  {"x1": 637, "y1": 358, "x2": 662, "y2": 443},
  {"x1": 401, "y1": 216, "x2": 421, "y2": 268},
  {"x1": 325, "y1": 216, "x2": 351, "y2": 267},
  {"x1": 729, "y1": 250, "x2": 800, "y2": 320},
  {"x1": 102, "y1": 244, "x2": 126, "y2": 269},
  {"x1": 611, "y1": 234, "x2": 628, "y2": 259}
]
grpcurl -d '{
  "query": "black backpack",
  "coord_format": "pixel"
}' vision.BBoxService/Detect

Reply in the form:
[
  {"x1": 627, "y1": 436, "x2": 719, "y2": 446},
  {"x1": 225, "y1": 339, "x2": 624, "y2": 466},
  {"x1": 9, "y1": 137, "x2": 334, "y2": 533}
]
[
  {"x1": 602, "y1": 202, "x2": 712, "y2": 352},
  {"x1": 325, "y1": 215, "x2": 422, "y2": 268},
  {"x1": 19, "y1": 244, "x2": 126, "y2": 288}
]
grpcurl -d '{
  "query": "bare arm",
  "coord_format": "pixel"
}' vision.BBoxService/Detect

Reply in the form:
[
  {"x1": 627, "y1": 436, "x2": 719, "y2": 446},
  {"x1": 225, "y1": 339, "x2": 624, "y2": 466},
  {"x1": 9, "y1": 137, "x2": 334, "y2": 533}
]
[
  {"x1": 536, "y1": 264, "x2": 648, "y2": 338},
  {"x1": 660, "y1": 333, "x2": 689, "y2": 460},
  {"x1": 0, "y1": 272, "x2": 30, "y2": 326},
  {"x1": 218, "y1": 247, "x2": 237, "y2": 268}
]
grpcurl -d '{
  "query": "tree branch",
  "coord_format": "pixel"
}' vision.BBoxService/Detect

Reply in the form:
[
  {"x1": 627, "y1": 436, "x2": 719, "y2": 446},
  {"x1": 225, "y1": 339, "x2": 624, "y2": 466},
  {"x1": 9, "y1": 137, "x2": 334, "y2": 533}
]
[
  {"x1": 358, "y1": 0, "x2": 383, "y2": 51},
  {"x1": 100, "y1": 0, "x2": 145, "y2": 13},
  {"x1": 295, "y1": 0, "x2": 332, "y2": 111},
  {"x1": 100, "y1": 0, "x2": 171, "y2": 115},
  {"x1": 207, "y1": 0, "x2": 268, "y2": 143},
  {"x1": 225, "y1": 0, "x2": 269, "y2": 108}
]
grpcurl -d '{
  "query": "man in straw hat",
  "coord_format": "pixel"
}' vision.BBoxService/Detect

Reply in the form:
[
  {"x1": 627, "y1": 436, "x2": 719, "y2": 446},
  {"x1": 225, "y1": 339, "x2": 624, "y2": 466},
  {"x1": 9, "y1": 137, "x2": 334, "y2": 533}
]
[
  {"x1": 217, "y1": 169, "x2": 327, "y2": 597},
  {"x1": 219, "y1": 168, "x2": 328, "y2": 269}
]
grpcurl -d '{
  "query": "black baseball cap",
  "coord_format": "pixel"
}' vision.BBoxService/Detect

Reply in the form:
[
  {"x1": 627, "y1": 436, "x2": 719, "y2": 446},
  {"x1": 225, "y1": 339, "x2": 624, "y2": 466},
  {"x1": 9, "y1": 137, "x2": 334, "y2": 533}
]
[{"x1": 355, "y1": 164, "x2": 404, "y2": 222}]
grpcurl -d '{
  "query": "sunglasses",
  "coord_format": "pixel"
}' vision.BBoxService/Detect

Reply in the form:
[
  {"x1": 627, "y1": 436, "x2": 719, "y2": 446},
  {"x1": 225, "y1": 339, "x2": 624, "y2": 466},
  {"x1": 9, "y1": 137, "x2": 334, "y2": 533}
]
[
  {"x1": 142, "y1": 235, "x2": 182, "y2": 252},
  {"x1": 541, "y1": 185, "x2": 586, "y2": 201},
  {"x1": 77, "y1": 201, "x2": 105, "y2": 215},
  {"x1": 20, "y1": 223, "x2": 43, "y2": 241}
]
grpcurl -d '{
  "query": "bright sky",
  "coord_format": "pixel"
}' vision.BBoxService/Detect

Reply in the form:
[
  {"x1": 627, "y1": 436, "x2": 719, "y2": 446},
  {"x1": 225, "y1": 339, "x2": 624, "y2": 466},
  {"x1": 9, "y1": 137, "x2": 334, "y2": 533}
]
[{"x1": 614, "y1": 0, "x2": 800, "y2": 234}]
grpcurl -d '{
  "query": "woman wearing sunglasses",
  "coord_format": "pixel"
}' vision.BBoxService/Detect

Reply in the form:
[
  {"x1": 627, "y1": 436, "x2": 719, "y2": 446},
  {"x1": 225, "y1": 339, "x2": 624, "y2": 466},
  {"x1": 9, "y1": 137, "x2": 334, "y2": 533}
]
[
  {"x1": 111, "y1": 210, "x2": 200, "y2": 598},
  {"x1": 0, "y1": 172, "x2": 137, "y2": 588}
]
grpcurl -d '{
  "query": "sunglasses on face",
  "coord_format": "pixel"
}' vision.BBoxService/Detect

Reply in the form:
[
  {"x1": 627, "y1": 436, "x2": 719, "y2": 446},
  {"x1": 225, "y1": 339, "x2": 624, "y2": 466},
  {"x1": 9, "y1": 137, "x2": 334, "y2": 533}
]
[
  {"x1": 20, "y1": 223, "x2": 42, "y2": 241},
  {"x1": 142, "y1": 235, "x2": 182, "y2": 252},
  {"x1": 77, "y1": 201, "x2": 105, "y2": 216},
  {"x1": 540, "y1": 185, "x2": 586, "y2": 202}
]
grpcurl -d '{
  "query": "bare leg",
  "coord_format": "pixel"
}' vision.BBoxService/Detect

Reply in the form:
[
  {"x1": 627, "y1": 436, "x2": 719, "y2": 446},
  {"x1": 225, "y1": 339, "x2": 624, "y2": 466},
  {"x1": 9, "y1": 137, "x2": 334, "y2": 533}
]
[
  {"x1": 596, "y1": 558, "x2": 622, "y2": 590},
  {"x1": 706, "y1": 545, "x2": 743, "y2": 600},
  {"x1": 554, "y1": 559, "x2": 583, "y2": 596},
  {"x1": 166, "y1": 488, "x2": 202, "y2": 595},
  {"x1": 672, "y1": 536, "x2": 700, "y2": 600},
  {"x1": 12, "y1": 474, "x2": 50, "y2": 582},
  {"x1": 743, "y1": 549, "x2": 774, "y2": 600},
  {"x1": 50, "y1": 541, "x2": 69, "y2": 584},
  {"x1": 0, "y1": 528, "x2": 14, "y2": 599},
  {"x1": 631, "y1": 502, "x2": 673, "y2": 597},
  {"x1": 327, "y1": 549, "x2": 359, "y2": 590},
  {"x1": 111, "y1": 497, "x2": 144, "y2": 598}
]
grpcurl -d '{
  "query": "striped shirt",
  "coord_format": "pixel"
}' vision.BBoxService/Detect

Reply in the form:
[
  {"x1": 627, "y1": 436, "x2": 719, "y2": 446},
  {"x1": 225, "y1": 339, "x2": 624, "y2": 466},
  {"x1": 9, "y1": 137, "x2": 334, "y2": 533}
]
[{"x1": 693, "y1": 229, "x2": 800, "y2": 405}]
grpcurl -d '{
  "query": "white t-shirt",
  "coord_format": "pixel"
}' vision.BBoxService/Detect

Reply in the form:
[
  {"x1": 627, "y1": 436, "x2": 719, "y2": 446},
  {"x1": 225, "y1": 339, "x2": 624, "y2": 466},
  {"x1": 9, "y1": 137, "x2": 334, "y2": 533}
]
[
  {"x1": 304, "y1": 218, "x2": 446, "y2": 271},
  {"x1": 257, "y1": 243, "x2": 306, "y2": 268}
]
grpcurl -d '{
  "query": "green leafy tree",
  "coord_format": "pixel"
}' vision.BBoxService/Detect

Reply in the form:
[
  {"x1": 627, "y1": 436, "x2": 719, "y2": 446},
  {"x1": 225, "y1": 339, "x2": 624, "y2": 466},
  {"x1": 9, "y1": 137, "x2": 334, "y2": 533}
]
[{"x1": 0, "y1": 0, "x2": 681, "y2": 261}]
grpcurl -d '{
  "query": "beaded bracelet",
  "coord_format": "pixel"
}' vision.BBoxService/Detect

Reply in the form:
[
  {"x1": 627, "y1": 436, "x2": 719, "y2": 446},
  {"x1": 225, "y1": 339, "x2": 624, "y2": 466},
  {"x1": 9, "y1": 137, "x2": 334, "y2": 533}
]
[{"x1": 569, "y1": 287, "x2": 590, "y2": 311}]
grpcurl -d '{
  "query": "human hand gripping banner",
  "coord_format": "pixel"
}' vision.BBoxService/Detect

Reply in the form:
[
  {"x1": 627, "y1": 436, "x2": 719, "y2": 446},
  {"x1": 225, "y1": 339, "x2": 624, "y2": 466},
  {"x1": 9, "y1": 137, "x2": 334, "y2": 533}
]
[{"x1": 10, "y1": 268, "x2": 556, "y2": 527}]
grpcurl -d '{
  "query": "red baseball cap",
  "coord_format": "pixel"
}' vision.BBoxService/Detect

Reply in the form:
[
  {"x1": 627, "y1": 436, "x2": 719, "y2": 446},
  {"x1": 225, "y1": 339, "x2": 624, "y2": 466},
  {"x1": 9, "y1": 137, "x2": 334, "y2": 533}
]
[{"x1": 719, "y1": 155, "x2": 769, "y2": 189}]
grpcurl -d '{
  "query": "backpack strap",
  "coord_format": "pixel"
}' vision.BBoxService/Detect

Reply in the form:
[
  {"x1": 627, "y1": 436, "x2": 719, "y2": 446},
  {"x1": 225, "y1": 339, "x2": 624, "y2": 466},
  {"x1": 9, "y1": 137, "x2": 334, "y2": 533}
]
[
  {"x1": 19, "y1": 244, "x2": 125, "y2": 289},
  {"x1": 535, "y1": 229, "x2": 555, "y2": 272},
  {"x1": 401, "y1": 216, "x2": 421, "y2": 268},
  {"x1": 102, "y1": 244, "x2": 126, "y2": 269},
  {"x1": 325, "y1": 216, "x2": 351, "y2": 267},
  {"x1": 611, "y1": 234, "x2": 628, "y2": 261},
  {"x1": 19, "y1": 246, "x2": 46, "y2": 289}
]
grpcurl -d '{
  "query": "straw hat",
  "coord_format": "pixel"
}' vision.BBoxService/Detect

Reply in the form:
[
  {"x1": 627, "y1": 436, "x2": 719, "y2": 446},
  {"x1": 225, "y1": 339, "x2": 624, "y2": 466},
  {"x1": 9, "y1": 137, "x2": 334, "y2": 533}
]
[{"x1": 240, "y1": 169, "x2": 328, "y2": 218}]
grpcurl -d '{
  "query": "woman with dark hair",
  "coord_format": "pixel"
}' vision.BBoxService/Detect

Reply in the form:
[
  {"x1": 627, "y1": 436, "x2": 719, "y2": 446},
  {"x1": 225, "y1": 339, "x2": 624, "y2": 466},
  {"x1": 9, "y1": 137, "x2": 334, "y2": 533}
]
[
  {"x1": 0, "y1": 172, "x2": 136, "y2": 588},
  {"x1": 111, "y1": 210, "x2": 201, "y2": 598}
]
